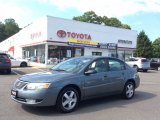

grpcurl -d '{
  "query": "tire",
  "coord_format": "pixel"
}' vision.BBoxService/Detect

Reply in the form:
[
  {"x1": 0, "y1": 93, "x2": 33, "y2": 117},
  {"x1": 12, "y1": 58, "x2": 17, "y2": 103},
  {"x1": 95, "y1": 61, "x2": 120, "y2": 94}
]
[
  {"x1": 122, "y1": 82, "x2": 135, "y2": 99},
  {"x1": 157, "y1": 67, "x2": 160, "y2": 71},
  {"x1": 20, "y1": 62, "x2": 27, "y2": 67},
  {"x1": 133, "y1": 65, "x2": 138, "y2": 72},
  {"x1": 6, "y1": 69, "x2": 11, "y2": 74},
  {"x1": 143, "y1": 69, "x2": 148, "y2": 72},
  {"x1": 56, "y1": 87, "x2": 79, "y2": 113}
]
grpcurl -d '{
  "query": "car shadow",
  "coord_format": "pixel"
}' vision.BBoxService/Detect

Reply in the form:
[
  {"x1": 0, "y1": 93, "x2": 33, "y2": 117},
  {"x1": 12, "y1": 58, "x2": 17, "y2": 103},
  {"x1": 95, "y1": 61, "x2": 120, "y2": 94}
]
[
  {"x1": 0, "y1": 71, "x2": 16, "y2": 75},
  {"x1": 22, "y1": 90, "x2": 156, "y2": 116},
  {"x1": 138, "y1": 70, "x2": 159, "y2": 73},
  {"x1": 11, "y1": 70, "x2": 26, "y2": 75}
]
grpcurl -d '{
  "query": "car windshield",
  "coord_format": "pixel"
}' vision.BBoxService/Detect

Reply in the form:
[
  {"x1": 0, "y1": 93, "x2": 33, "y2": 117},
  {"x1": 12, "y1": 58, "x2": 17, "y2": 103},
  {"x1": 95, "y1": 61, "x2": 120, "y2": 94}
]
[{"x1": 51, "y1": 57, "x2": 92, "y2": 73}]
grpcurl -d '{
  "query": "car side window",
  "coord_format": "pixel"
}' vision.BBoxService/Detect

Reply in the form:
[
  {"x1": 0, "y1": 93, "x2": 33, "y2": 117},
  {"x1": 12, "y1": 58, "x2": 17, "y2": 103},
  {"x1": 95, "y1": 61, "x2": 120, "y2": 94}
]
[
  {"x1": 131, "y1": 58, "x2": 136, "y2": 61},
  {"x1": 87, "y1": 58, "x2": 108, "y2": 73},
  {"x1": 0, "y1": 54, "x2": 8, "y2": 59},
  {"x1": 108, "y1": 58, "x2": 125, "y2": 71},
  {"x1": 126, "y1": 58, "x2": 133, "y2": 61}
]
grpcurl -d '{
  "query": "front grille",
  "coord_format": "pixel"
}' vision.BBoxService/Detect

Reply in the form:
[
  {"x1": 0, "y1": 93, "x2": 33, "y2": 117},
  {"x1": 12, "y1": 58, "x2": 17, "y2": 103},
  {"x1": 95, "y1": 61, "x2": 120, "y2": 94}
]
[
  {"x1": 14, "y1": 80, "x2": 28, "y2": 89},
  {"x1": 15, "y1": 97, "x2": 26, "y2": 102}
]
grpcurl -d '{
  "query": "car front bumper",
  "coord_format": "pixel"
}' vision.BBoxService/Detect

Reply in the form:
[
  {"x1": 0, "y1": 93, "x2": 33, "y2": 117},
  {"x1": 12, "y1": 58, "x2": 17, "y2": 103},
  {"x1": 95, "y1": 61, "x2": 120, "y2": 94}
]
[{"x1": 11, "y1": 87, "x2": 60, "y2": 107}]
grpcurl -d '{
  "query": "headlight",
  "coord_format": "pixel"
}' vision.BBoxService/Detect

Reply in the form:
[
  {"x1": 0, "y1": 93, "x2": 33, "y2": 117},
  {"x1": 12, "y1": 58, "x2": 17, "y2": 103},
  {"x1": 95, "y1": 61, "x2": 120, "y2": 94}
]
[{"x1": 26, "y1": 83, "x2": 51, "y2": 90}]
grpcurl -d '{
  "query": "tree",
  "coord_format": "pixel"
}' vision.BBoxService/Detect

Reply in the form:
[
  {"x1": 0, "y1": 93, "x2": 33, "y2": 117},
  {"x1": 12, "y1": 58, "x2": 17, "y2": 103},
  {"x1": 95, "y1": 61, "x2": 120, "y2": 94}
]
[
  {"x1": 73, "y1": 11, "x2": 131, "y2": 29},
  {"x1": 152, "y1": 37, "x2": 160, "y2": 58},
  {"x1": 134, "y1": 31, "x2": 152, "y2": 58},
  {"x1": 73, "y1": 11, "x2": 102, "y2": 24},
  {"x1": 0, "y1": 22, "x2": 6, "y2": 42},
  {"x1": 4, "y1": 18, "x2": 20, "y2": 38},
  {"x1": 106, "y1": 17, "x2": 122, "y2": 27},
  {"x1": 122, "y1": 24, "x2": 131, "y2": 29},
  {"x1": 0, "y1": 18, "x2": 20, "y2": 42}
]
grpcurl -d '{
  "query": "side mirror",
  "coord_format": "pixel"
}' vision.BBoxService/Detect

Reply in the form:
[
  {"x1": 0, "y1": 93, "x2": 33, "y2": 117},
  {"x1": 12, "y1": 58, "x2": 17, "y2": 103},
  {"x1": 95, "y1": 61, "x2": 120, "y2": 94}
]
[{"x1": 84, "y1": 69, "x2": 97, "y2": 75}]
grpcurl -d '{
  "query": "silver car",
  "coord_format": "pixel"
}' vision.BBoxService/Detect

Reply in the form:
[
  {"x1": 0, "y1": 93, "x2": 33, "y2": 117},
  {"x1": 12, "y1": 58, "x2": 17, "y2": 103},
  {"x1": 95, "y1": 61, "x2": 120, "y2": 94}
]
[{"x1": 11, "y1": 56, "x2": 140, "y2": 113}]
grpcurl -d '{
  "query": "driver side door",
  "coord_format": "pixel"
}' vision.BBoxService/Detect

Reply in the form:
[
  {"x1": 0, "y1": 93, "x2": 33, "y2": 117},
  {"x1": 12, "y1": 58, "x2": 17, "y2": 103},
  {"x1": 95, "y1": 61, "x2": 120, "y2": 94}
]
[{"x1": 83, "y1": 58, "x2": 110, "y2": 97}]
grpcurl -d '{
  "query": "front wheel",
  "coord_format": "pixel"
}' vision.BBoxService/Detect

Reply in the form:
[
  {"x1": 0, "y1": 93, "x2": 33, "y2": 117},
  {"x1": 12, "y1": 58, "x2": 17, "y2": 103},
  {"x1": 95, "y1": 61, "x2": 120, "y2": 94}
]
[
  {"x1": 133, "y1": 65, "x2": 138, "y2": 72},
  {"x1": 122, "y1": 82, "x2": 135, "y2": 99},
  {"x1": 56, "y1": 87, "x2": 79, "y2": 113}
]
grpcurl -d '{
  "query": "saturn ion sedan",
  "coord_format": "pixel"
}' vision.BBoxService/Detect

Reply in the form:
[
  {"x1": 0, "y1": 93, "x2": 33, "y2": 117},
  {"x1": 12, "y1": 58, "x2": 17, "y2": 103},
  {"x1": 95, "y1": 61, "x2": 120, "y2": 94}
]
[{"x1": 11, "y1": 56, "x2": 140, "y2": 113}]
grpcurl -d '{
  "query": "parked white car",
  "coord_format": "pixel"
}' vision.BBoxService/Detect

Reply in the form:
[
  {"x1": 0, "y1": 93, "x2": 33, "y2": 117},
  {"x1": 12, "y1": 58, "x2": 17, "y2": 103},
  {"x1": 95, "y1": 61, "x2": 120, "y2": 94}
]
[
  {"x1": 125, "y1": 57, "x2": 150, "y2": 72},
  {"x1": 9, "y1": 57, "x2": 28, "y2": 67}
]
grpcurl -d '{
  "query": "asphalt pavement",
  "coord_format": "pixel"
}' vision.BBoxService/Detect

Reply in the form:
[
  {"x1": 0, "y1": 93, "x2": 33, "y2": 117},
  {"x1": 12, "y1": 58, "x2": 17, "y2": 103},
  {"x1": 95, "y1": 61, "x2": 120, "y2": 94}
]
[{"x1": 0, "y1": 68, "x2": 160, "y2": 120}]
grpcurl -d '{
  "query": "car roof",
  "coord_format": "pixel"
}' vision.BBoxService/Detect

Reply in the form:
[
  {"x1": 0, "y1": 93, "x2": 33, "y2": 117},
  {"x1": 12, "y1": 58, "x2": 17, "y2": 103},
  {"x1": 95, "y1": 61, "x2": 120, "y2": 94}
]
[
  {"x1": 74, "y1": 56, "x2": 120, "y2": 60},
  {"x1": 0, "y1": 53, "x2": 7, "y2": 55},
  {"x1": 130, "y1": 57, "x2": 147, "y2": 59}
]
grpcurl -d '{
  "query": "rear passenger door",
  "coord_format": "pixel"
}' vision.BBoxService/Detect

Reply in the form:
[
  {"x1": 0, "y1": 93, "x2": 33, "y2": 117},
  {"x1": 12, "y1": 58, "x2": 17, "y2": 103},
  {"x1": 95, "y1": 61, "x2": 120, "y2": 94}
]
[
  {"x1": 10, "y1": 58, "x2": 20, "y2": 67},
  {"x1": 107, "y1": 58, "x2": 126, "y2": 93},
  {"x1": 125, "y1": 58, "x2": 135, "y2": 67}
]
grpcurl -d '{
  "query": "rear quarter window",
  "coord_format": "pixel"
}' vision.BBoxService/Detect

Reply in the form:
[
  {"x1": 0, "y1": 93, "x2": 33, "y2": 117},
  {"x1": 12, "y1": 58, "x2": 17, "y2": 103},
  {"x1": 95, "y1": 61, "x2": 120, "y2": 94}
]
[{"x1": 0, "y1": 54, "x2": 8, "y2": 59}]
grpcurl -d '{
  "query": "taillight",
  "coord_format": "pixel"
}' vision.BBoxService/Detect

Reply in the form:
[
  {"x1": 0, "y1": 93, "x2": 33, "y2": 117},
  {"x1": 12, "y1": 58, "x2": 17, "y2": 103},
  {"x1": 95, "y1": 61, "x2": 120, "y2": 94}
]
[
  {"x1": 6, "y1": 58, "x2": 11, "y2": 62},
  {"x1": 140, "y1": 60, "x2": 144, "y2": 63}
]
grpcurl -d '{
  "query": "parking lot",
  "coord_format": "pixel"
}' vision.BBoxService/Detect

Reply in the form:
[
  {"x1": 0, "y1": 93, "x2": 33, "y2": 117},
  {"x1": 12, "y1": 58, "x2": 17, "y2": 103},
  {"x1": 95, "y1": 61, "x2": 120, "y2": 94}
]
[{"x1": 0, "y1": 67, "x2": 160, "y2": 120}]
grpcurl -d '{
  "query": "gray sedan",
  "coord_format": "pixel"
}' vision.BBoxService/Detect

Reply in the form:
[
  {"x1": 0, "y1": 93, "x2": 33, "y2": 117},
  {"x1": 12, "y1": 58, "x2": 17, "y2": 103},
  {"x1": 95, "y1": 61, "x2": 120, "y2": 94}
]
[{"x1": 11, "y1": 56, "x2": 140, "y2": 113}]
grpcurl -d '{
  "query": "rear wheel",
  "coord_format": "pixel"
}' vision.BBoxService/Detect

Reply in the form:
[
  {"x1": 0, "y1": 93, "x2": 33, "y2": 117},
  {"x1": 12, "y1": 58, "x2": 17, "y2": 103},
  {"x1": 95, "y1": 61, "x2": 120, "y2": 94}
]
[
  {"x1": 143, "y1": 69, "x2": 148, "y2": 72},
  {"x1": 6, "y1": 69, "x2": 11, "y2": 74},
  {"x1": 56, "y1": 87, "x2": 79, "y2": 113},
  {"x1": 122, "y1": 82, "x2": 135, "y2": 99},
  {"x1": 20, "y1": 62, "x2": 27, "y2": 67},
  {"x1": 157, "y1": 67, "x2": 160, "y2": 71}
]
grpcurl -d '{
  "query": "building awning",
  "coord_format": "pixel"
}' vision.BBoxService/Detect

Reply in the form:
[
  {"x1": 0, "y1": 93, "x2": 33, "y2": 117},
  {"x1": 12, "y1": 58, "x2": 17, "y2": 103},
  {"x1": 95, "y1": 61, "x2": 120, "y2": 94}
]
[{"x1": 8, "y1": 46, "x2": 14, "y2": 52}]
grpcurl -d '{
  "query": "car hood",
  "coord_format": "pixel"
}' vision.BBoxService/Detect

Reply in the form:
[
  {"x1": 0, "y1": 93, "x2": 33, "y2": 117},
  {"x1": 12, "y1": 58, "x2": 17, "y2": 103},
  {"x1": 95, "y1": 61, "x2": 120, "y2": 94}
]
[{"x1": 19, "y1": 71, "x2": 75, "y2": 82}]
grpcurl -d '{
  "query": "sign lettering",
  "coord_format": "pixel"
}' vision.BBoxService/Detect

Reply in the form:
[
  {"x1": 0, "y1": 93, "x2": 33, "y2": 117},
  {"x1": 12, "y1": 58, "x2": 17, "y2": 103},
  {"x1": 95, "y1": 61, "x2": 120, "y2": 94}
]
[{"x1": 57, "y1": 30, "x2": 91, "y2": 40}]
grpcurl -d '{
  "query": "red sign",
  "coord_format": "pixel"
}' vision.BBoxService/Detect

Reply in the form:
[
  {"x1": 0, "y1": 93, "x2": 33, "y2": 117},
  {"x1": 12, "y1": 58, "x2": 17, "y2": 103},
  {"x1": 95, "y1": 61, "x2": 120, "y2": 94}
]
[
  {"x1": 8, "y1": 46, "x2": 14, "y2": 51},
  {"x1": 57, "y1": 30, "x2": 91, "y2": 40}
]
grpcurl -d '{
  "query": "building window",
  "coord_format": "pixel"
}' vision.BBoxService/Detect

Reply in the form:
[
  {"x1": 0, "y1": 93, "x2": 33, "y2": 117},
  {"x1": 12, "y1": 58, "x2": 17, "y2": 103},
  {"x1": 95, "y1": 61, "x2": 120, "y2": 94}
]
[
  {"x1": 92, "y1": 52, "x2": 102, "y2": 56},
  {"x1": 22, "y1": 44, "x2": 45, "y2": 64},
  {"x1": 48, "y1": 45, "x2": 84, "y2": 65}
]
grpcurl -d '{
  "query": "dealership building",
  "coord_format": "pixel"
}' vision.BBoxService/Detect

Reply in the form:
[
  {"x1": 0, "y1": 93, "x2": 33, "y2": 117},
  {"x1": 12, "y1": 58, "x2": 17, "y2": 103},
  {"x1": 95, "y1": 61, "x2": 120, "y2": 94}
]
[{"x1": 0, "y1": 16, "x2": 137, "y2": 67}]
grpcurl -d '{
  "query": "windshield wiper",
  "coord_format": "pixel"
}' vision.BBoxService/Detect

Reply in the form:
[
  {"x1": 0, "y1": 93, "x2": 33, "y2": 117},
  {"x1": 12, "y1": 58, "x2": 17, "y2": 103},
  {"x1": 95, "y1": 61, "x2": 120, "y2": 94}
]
[{"x1": 52, "y1": 69, "x2": 67, "y2": 72}]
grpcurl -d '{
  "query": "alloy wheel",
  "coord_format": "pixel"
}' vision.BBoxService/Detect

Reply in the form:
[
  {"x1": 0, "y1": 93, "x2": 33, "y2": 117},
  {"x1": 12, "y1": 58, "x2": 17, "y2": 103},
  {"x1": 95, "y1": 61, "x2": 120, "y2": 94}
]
[
  {"x1": 62, "y1": 90, "x2": 77, "y2": 110},
  {"x1": 56, "y1": 87, "x2": 79, "y2": 113},
  {"x1": 126, "y1": 83, "x2": 134, "y2": 98}
]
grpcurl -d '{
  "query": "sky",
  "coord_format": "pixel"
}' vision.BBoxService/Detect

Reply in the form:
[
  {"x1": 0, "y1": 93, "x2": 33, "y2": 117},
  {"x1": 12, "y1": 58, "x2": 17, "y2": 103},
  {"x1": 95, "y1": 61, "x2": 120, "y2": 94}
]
[{"x1": 0, "y1": 0, "x2": 160, "y2": 41}]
